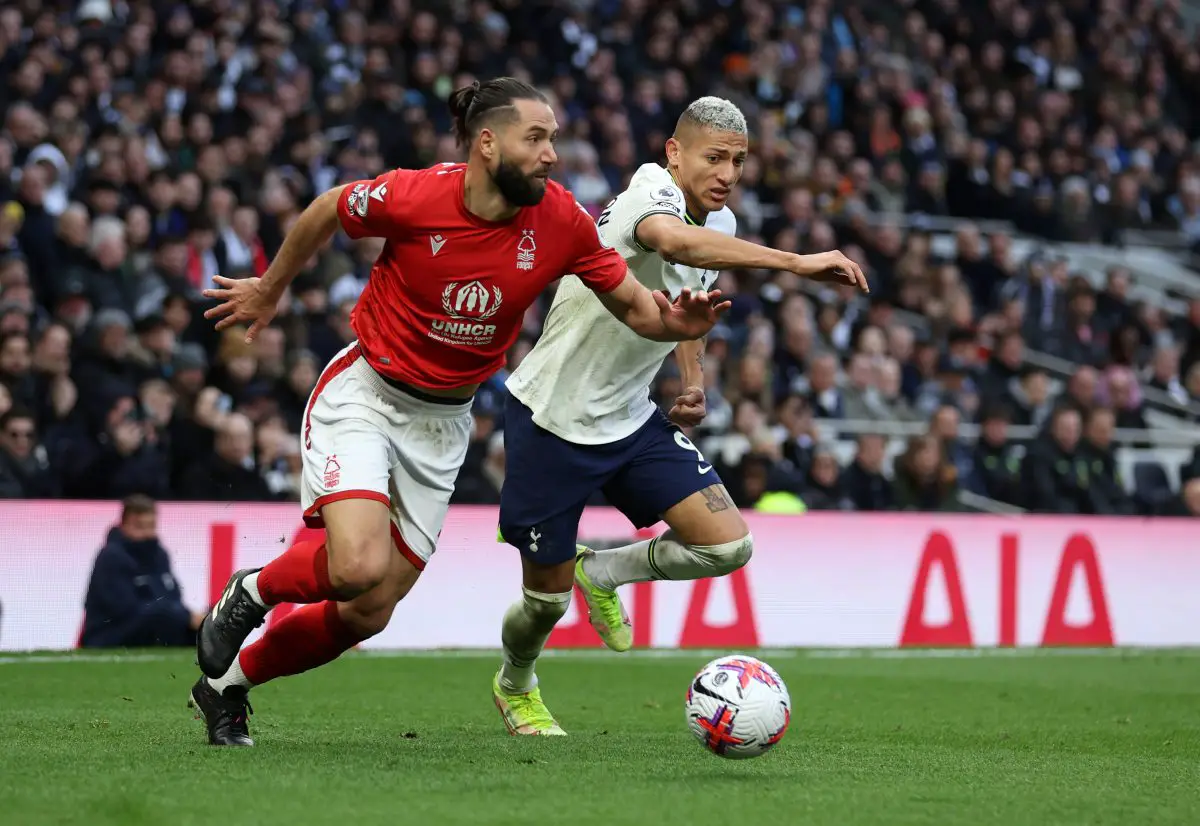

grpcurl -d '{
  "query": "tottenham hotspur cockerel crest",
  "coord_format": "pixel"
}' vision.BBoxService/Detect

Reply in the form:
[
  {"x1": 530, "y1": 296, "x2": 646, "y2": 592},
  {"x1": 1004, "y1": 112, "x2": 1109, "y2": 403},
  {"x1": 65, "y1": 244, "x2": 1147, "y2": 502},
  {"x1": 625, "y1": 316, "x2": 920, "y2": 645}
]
[{"x1": 516, "y1": 229, "x2": 536, "y2": 271}]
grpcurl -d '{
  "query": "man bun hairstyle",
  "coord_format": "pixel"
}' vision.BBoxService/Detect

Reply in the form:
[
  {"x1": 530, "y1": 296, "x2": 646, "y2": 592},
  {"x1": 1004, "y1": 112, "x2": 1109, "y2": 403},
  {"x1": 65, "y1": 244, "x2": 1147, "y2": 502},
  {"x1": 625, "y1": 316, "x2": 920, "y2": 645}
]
[{"x1": 448, "y1": 77, "x2": 548, "y2": 149}]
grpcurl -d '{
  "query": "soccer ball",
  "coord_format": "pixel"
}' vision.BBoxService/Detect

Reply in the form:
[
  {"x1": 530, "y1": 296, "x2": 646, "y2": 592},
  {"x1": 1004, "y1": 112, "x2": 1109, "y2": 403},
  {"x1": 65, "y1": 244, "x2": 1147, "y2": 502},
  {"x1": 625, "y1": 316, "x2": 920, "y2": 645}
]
[{"x1": 685, "y1": 654, "x2": 791, "y2": 759}]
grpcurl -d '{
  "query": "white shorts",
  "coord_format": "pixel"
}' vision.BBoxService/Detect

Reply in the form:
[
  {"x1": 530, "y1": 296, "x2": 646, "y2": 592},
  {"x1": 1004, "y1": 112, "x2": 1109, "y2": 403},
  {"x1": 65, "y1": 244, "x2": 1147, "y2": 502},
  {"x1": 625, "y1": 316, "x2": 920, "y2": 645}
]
[{"x1": 300, "y1": 342, "x2": 472, "y2": 569}]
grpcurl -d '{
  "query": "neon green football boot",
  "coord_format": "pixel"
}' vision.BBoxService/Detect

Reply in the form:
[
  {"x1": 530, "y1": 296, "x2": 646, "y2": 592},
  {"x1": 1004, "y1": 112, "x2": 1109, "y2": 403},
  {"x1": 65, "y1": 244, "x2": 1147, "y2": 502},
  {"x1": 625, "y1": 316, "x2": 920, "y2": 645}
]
[
  {"x1": 574, "y1": 545, "x2": 633, "y2": 652},
  {"x1": 492, "y1": 672, "x2": 567, "y2": 736}
]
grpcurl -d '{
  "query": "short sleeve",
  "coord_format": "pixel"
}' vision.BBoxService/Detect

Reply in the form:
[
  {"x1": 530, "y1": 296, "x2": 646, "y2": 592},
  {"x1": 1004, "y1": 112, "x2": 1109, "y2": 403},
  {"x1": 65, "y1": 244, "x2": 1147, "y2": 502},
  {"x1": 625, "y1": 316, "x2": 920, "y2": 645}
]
[
  {"x1": 337, "y1": 168, "x2": 416, "y2": 240},
  {"x1": 611, "y1": 178, "x2": 685, "y2": 253},
  {"x1": 567, "y1": 200, "x2": 628, "y2": 294}
]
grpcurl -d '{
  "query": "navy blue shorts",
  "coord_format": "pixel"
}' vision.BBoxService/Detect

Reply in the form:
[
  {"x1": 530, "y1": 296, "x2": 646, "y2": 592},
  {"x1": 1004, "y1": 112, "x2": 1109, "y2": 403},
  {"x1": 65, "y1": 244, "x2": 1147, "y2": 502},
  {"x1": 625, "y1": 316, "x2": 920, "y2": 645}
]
[{"x1": 499, "y1": 395, "x2": 724, "y2": 564}]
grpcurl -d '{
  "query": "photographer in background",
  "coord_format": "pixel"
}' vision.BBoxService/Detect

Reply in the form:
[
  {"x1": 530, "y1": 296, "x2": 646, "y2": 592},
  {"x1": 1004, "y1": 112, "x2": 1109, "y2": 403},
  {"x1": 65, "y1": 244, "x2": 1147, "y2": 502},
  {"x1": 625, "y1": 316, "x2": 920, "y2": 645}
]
[{"x1": 80, "y1": 495, "x2": 203, "y2": 648}]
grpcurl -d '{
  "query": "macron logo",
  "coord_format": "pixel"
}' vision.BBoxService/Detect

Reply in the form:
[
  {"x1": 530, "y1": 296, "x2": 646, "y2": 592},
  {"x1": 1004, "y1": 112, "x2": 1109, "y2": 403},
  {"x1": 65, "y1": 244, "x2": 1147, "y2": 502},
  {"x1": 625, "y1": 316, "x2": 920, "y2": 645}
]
[
  {"x1": 430, "y1": 234, "x2": 446, "y2": 256},
  {"x1": 370, "y1": 183, "x2": 388, "y2": 202}
]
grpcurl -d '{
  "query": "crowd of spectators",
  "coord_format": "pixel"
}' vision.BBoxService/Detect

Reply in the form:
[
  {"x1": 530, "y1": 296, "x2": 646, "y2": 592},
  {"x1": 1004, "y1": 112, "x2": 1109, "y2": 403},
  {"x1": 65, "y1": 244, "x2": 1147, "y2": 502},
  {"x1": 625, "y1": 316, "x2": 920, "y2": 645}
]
[{"x1": 1, "y1": 0, "x2": 1199, "y2": 516}]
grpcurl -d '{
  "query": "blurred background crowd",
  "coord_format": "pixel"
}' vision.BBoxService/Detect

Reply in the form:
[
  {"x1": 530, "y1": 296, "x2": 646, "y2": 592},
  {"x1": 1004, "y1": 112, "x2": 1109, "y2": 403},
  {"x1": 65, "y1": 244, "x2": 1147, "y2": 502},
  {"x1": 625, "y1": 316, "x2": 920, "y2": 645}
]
[{"x1": 2, "y1": 0, "x2": 1200, "y2": 516}]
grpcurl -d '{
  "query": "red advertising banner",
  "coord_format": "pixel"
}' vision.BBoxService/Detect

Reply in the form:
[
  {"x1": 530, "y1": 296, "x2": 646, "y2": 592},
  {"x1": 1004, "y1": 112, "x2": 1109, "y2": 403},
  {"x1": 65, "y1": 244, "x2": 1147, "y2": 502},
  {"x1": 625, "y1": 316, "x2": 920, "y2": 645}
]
[{"x1": 1, "y1": 503, "x2": 1196, "y2": 651}]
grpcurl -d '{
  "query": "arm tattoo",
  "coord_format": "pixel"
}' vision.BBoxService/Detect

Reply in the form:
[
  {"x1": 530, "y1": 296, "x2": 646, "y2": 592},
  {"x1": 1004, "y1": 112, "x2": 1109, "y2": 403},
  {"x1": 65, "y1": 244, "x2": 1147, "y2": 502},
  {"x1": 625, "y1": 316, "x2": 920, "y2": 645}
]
[
  {"x1": 696, "y1": 336, "x2": 706, "y2": 369},
  {"x1": 701, "y1": 484, "x2": 731, "y2": 513}
]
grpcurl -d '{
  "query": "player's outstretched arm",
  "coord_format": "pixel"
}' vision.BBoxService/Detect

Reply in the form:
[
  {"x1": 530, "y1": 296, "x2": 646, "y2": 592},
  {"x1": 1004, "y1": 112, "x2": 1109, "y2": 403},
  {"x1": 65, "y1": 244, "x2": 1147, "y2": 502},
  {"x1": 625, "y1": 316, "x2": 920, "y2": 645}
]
[
  {"x1": 636, "y1": 215, "x2": 869, "y2": 292},
  {"x1": 204, "y1": 185, "x2": 345, "y2": 341},
  {"x1": 596, "y1": 273, "x2": 730, "y2": 342}
]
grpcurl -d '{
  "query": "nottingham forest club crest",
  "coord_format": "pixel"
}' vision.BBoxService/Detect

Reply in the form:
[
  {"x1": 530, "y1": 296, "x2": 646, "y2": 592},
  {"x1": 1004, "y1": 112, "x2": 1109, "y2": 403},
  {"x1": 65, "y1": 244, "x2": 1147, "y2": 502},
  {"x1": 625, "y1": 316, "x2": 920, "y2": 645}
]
[{"x1": 516, "y1": 229, "x2": 536, "y2": 271}]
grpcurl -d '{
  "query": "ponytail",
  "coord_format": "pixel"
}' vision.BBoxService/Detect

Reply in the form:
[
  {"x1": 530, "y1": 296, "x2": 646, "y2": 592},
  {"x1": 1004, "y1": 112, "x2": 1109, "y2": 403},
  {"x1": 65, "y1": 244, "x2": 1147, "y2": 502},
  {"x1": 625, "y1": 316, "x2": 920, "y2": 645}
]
[{"x1": 446, "y1": 76, "x2": 548, "y2": 149}]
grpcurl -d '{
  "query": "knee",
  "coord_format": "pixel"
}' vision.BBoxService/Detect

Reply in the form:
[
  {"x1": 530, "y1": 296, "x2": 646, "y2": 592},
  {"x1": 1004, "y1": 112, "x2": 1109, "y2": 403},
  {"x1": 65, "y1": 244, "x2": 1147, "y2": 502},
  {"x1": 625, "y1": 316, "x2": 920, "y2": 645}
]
[
  {"x1": 328, "y1": 535, "x2": 393, "y2": 597},
  {"x1": 694, "y1": 532, "x2": 753, "y2": 575},
  {"x1": 339, "y1": 554, "x2": 420, "y2": 638},
  {"x1": 523, "y1": 556, "x2": 578, "y2": 595}
]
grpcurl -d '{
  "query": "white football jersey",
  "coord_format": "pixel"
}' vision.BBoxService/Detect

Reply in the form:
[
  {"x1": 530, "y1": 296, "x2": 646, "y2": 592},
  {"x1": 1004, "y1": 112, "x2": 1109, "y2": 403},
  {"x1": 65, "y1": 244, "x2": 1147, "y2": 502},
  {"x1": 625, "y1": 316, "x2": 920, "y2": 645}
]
[{"x1": 506, "y1": 163, "x2": 736, "y2": 444}]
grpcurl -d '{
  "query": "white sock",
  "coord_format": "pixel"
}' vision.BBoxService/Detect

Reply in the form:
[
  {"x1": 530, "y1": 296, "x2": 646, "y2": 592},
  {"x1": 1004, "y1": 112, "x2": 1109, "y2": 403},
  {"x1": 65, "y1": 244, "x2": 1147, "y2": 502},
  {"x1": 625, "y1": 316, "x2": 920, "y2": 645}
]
[
  {"x1": 499, "y1": 588, "x2": 571, "y2": 694},
  {"x1": 582, "y1": 537, "x2": 659, "y2": 590},
  {"x1": 207, "y1": 653, "x2": 254, "y2": 695},
  {"x1": 241, "y1": 571, "x2": 265, "y2": 608},
  {"x1": 582, "y1": 531, "x2": 753, "y2": 589}
]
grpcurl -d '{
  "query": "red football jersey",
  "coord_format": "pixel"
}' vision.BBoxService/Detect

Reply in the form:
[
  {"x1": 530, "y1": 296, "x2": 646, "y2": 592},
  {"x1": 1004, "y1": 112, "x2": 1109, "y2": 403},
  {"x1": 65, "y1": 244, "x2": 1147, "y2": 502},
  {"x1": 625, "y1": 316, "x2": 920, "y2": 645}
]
[{"x1": 336, "y1": 163, "x2": 628, "y2": 389}]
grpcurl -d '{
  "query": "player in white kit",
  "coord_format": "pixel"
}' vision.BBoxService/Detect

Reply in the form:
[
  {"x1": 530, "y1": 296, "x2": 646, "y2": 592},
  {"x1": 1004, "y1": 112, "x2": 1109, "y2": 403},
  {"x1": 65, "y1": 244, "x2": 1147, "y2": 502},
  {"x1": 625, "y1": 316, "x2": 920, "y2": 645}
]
[{"x1": 491, "y1": 97, "x2": 868, "y2": 734}]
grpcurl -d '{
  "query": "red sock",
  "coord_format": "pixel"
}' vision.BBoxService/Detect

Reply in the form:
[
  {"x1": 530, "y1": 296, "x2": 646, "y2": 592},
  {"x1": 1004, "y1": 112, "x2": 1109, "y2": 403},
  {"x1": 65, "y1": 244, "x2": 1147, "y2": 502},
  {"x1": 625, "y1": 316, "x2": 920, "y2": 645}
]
[
  {"x1": 240, "y1": 601, "x2": 366, "y2": 685},
  {"x1": 257, "y1": 539, "x2": 338, "y2": 605}
]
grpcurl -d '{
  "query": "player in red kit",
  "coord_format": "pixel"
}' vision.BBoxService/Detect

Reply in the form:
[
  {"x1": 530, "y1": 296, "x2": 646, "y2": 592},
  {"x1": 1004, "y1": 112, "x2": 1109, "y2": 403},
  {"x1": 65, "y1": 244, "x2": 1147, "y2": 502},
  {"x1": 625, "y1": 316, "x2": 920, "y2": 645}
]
[{"x1": 187, "y1": 77, "x2": 729, "y2": 746}]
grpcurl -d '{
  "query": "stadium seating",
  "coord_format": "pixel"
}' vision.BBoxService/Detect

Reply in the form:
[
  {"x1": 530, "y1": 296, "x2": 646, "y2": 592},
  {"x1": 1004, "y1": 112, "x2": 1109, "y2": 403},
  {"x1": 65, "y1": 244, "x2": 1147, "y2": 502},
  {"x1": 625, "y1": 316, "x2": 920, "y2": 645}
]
[{"x1": 0, "y1": 0, "x2": 1196, "y2": 516}]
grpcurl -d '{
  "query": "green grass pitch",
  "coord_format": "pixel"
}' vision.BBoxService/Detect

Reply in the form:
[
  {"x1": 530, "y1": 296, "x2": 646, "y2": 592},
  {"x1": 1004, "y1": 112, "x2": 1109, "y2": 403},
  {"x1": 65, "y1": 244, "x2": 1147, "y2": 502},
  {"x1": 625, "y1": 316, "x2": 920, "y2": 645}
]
[{"x1": 2, "y1": 648, "x2": 1198, "y2": 826}]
